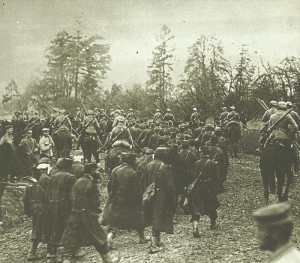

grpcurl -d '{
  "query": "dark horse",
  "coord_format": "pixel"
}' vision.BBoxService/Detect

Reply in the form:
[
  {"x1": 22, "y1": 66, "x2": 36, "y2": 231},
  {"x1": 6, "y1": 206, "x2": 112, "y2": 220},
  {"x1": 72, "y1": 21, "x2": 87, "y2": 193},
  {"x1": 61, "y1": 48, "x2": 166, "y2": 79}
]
[
  {"x1": 53, "y1": 129, "x2": 72, "y2": 158},
  {"x1": 259, "y1": 141, "x2": 294, "y2": 204},
  {"x1": 226, "y1": 122, "x2": 241, "y2": 157}
]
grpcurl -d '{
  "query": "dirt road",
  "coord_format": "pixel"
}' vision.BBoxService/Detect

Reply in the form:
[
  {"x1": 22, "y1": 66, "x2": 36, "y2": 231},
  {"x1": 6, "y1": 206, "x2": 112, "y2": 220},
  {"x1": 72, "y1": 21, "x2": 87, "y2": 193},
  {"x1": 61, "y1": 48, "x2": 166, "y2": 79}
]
[{"x1": 1, "y1": 154, "x2": 300, "y2": 262}]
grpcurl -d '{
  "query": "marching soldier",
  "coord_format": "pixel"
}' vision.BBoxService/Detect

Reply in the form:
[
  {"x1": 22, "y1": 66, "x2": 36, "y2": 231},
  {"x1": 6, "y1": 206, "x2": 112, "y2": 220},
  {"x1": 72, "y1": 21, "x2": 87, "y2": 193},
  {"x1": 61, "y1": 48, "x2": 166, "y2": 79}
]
[
  {"x1": 47, "y1": 157, "x2": 76, "y2": 260},
  {"x1": 262, "y1": 101, "x2": 278, "y2": 123},
  {"x1": 286, "y1": 101, "x2": 300, "y2": 127},
  {"x1": 190, "y1": 108, "x2": 201, "y2": 128},
  {"x1": 61, "y1": 163, "x2": 115, "y2": 263},
  {"x1": 188, "y1": 146, "x2": 220, "y2": 238},
  {"x1": 23, "y1": 158, "x2": 51, "y2": 260},
  {"x1": 163, "y1": 108, "x2": 176, "y2": 123},
  {"x1": 109, "y1": 116, "x2": 133, "y2": 147},
  {"x1": 126, "y1": 108, "x2": 136, "y2": 124},
  {"x1": 219, "y1": 107, "x2": 229, "y2": 125},
  {"x1": 153, "y1": 109, "x2": 163, "y2": 124},
  {"x1": 52, "y1": 109, "x2": 72, "y2": 158},
  {"x1": 81, "y1": 109, "x2": 101, "y2": 163}
]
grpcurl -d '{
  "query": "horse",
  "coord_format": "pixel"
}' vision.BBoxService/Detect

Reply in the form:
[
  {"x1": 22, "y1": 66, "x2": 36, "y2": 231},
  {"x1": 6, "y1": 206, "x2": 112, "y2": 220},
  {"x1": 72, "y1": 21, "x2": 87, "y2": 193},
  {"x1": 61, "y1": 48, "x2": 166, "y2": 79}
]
[
  {"x1": 259, "y1": 140, "x2": 294, "y2": 204},
  {"x1": 226, "y1": 122, "x2": 241, "y2": 157},
  {"x1": 52, "y1": 129, "x2": 72, "y2": 158}
]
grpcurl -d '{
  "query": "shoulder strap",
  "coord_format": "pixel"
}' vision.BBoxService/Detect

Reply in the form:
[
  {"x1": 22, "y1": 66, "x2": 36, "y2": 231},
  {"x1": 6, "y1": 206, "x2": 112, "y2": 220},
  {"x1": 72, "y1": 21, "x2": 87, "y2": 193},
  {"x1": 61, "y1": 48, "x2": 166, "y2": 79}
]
[
  {"x1": 194, "y1": 159, "x2": 209, "y2": 184},
  {"x1": 154, "y1": 162, "x2": 165, "y2": 186}
]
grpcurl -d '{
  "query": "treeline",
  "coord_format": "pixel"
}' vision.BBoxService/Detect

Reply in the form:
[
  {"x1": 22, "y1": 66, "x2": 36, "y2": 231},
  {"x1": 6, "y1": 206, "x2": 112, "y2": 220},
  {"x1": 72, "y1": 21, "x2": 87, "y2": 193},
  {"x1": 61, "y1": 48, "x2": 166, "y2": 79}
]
[{"x1": 3, "y1": 24, "x2": 300, "y2": 120}]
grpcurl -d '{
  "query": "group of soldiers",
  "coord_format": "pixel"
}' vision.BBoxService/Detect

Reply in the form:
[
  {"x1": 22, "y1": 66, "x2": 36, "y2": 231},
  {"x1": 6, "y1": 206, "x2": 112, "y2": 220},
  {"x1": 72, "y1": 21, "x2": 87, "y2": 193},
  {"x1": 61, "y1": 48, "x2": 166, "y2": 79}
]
[{"x1": 1, "y1": 100, "x2": 300, "y2": 262}]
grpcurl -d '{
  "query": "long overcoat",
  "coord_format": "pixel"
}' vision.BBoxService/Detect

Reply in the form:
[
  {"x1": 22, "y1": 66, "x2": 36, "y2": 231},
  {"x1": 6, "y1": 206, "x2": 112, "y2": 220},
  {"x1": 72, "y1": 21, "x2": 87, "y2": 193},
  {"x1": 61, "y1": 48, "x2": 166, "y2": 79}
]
[
  {"x1": 102, "y1": 163, "x2": 144, "y2": 230},
  {"x1": 143, "y1": 159, "x2": 176, "y2": 234}
]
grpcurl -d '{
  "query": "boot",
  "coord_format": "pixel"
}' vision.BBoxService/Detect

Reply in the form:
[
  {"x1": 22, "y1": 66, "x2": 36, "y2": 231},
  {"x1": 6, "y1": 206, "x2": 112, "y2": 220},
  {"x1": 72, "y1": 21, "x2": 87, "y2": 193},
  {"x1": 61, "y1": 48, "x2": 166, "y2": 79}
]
[
  {"x1": 138, "y1": 230, "x2": 150, "y2": 244},
  {"x1": 27, "y1": 241, "x2": 39, "y2": 261},
  {"x1": 149, "y1": 236, "x2": 163, "y2": 254},
  {"x1": 154, "y1": 236, "x2": 163, "y2": 247},
  {"x1": 192, "y1": 221, "x2": 200, "y2": 238},
  {"x1": 210, "y1": 219, "x2": 219, "y2": 230}
]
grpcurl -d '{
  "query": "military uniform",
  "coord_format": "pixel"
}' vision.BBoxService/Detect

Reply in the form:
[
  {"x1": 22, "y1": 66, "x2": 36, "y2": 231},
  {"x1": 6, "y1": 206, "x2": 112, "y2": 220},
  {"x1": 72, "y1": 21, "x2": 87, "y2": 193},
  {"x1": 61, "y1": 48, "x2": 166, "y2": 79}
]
[{"x1": 47, "y1": 162, "x2": 76, "y2": 257}]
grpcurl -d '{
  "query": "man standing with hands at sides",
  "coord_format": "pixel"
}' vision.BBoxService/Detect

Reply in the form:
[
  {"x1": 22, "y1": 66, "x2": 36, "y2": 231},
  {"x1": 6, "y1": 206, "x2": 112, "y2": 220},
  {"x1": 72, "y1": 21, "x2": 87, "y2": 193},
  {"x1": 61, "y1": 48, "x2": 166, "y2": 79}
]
[
  {"x1": 39, "y1": 128, "x2": 54, "y2": 160},
  {"x1": 253, "y1": 203, "x2": 300, "y2": 262}
]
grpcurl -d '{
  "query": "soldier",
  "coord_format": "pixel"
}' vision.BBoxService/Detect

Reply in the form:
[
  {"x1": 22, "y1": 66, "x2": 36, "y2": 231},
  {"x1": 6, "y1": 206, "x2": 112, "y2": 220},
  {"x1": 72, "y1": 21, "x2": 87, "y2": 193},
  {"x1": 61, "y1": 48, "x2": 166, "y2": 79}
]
[
  {"x1": 266, "y1": 101, "x2": 298, "y2": 147},
  {"x1": 19, "y1": 129, "x2": 39, "y2": 176},
  {"x1": 153, "y1": 109, "x2": 163, "y2": 124},
  {"x1": 262, "y1": 101, "x2": 278, "y2": 123},
  {"x1": 199, "y1": 124, "x2": 215, "y2": 148},
  {"x1": 102, "y1": 153, "x2": 148, "y2": 246},
  {"x1": 47, "y1": 158, "x2": 76, "y2": 260},
  {"x1": 188, "y1": 146, "x2": 220, "y2": 238},
  {"x1": 143, "y1": 147, "x2": 176, "y2": 253},
  {"x1": 108, "y1": 116, "x2": 133, "y2": 147},
  {"x1": 61, "y1": 163, "x2": 115, "y2": 263},
  {"x1": 286, "y1": 101, "x2": 300, "y2": 127},
  {"x1": 52, "y1": 109, "x2": 72, "y2": 158},
  {"x1": 226, "y1": 106, "x2": 241, "y2": 138},
  {"x1": 219, "y1": 107, "x2": 229, "y2": 126},
  {"x1": 81, "y1": 109, "x2": 101, "y2": 163},
  {"x1": 12, "y1": 111, "x2": 25, "y2": 147},
  {"x1": 126, "y1": 108, "x2": 136, "y2": 124},
  {"x1": 138, "y1": 122, "x2": 155, "y2": 148},
  {"x1": 190, "y1": 108, "x2": 201, "y2": 128},
  {"x1": 39, "y1": 128, "x2": 54, "y2": 160},
  {"x1": 148, "y1": 127, "x2": 161, "y2": 150},
  {"x1": 23, "y1": 158, "x2": 51, "y2": 260},
  {"x1": 253, "y1": 203, "x2": 300, "y2": 262},
  {"x1": 163, "y1": 108, "x2": 176, "y2": 123}
]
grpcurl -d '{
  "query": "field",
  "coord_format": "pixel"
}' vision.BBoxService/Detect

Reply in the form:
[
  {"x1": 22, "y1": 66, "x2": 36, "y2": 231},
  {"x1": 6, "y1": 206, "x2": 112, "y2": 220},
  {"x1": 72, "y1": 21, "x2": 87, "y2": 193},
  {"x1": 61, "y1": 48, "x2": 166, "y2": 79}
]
[{"x1": 1, "y1": 153, "x2": 300, "y2": 262}]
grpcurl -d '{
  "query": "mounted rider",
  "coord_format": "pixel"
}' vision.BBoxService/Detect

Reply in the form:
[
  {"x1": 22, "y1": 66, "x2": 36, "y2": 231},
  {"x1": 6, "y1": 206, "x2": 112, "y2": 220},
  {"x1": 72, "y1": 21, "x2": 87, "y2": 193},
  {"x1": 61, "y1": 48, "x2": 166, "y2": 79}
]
[
  {"x1": 265, "y1": 101, "x2": 298, "y2": 147},
  {"x1": 153, "y1": 109, "x2": 163, "y2": 124},
  {"x1": 109, "y1": 116, "x2": 133, "y2": 148},
  {"x1": 262, "y1": 100, "x2": 278, "y2": 123},
  {"x1": 225, "y1": 106, "x2": 241, "y2": 138}
]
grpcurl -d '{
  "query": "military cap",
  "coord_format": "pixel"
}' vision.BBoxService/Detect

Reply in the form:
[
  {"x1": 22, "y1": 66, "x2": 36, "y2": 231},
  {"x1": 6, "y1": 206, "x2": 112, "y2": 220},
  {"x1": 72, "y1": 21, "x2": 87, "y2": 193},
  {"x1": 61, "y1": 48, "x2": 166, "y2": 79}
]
[
  {"x1": 166, "y1": 108, "x2": 171, "y2": 112},
  {"x1": 193, "y1": 108, "x2": 197, "y2": 111},
  {"x1": 154, "y1": 147, "x2": 169, "y2": 159},
  {"x1": 253, "y1": 203, "x2": 292, "y2": 227},
  {"x1": 84, "y1": 163, "x2": 98, "y2": 173},
  {"x1": 61, "y1": 157, "x2": 73, "y2": 169},
  {"x1": 145, "y1": 149, "x2": 154, "y2": 155},
  {"x1": 270, "y1": 100, "x2": 277, "y2": 106},
  {"x1": 121, "y1": 152, "x2": 136, "y2": 163},
  {"x1": 42, "y1": 128, "x2": 50, "y2": 132},
  {"x1": 38, "y1": 157, "x2": 51, "y2": 165},
  {"x1": 129, "y1": 108, "x2": 133, "y2": 112},
  {"x1": 286, "y1": 101, "x2": 293, "y2": 108},
  {"x1": 230, "y1": 106, "x2": 235, "y2": 110},
  {"x1": 205, "y1": 124, "x2": 214, "y2": 131},
  {"x1": 88, "y1": 109, "x2": 93, "y2": 115},
  {"x1": 278, "y1": 101, "x2": 286, "y2": 109},
  {"x1": 222, "y1": 107, "x2": 227, "y2": 110},
  {"x1": 76, "y1": 107, "x2": 80, "y2": 110},
  {"x1": 156, "y1": 109, "x2": 160, "y2": 112}
]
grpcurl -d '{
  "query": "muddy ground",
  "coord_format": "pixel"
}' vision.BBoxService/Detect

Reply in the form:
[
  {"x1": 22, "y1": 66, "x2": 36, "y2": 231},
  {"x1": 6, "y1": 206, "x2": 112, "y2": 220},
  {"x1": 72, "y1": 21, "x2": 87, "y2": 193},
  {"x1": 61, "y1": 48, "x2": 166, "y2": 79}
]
[{"x1": 1, "y1": 154, "x2": 300, "y2": 262}]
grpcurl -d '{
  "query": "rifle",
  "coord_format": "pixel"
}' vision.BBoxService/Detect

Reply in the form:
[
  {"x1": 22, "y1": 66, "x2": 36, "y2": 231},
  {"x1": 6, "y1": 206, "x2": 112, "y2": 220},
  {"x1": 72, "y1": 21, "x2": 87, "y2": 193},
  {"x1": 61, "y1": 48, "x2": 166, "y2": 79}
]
[
  {"x1": 262, "y1": 106, "x2": 295, "y2": 137},
  {"x1": 104, "y1": 122, "x2": 135, "y2": 151},
  {"x1": 0, "y1": 182, "x2": 31, "y2": 187},
  {"x1": 83, "y1": 94, "x2": 98, "y2": 109},
  {"x1": 255, "y1": 97, "x2": 269, "y2": 111},
  {"x1": 146, "y1": 108, "x2": 154, "y2": 116},
  {"x1": 201, "y1": 97, "x2": 221, "y2": 114},
  {"x1": 52, "y1": 113, "x2": 72, "y2": 134},
  {"x1": 153, "y1": 103, "x2": 165, "y2": 115},
  {"x1": 78, "y1": 112, "x2": 101, "y2": 135},
  {"x1": 117, "y1": 104, "x2": 124, "y2": 111}
]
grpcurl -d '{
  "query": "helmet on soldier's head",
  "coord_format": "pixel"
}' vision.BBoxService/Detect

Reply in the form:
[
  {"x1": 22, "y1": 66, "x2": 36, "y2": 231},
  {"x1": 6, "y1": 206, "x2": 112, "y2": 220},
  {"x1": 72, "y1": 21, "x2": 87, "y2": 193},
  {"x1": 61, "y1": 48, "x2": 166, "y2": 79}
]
[
  {"x1": 286, "y1": 101, "x2": 293, "y2": 108},
  {"x1": 156, "y1": 109, "x2": 160, "y2": 112},
  {"x1": 88, "y1": 110, "x2": 93, "y2": 115},
  {"x1": 215, "y1": 126, "x2": 222, "y2": 133},
  {"x1": 222, "y1": 107, "x2": 227, "y2": 111},
  {"x1": 193, "y1": 108, "x2": 197, "y2": 111},
  {"x1": 230, "y1": 106, "x2": 235, "y2": 110},
  {"x1": 278, "y1": 101, "x2": 286, "y2": 110},
  {"x1": 270, "y1": 100, "x2": 277, "y2": 107},
  {"x1": 129, "y1": 108, "x2": 133, "y2": 112},
  {"x1": 116, "y1": 115, "x2": 125, "y2": 123},
  {"x1": 166, "y1": 108, "x2": 171, "y2": 112}
]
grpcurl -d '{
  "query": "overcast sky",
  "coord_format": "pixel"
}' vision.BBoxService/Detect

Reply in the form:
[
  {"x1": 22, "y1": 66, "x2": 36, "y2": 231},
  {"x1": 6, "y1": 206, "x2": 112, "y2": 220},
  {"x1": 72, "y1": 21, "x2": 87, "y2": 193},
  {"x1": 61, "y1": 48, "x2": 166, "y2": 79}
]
[{"x1": 0, "y1": 0, "x2": 299, "y2": 95}]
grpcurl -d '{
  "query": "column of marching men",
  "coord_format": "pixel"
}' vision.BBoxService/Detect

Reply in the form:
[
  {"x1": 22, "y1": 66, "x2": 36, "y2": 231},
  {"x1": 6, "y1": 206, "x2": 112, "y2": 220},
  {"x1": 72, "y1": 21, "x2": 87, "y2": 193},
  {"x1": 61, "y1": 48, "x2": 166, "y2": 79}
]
[{"x1": 0, "y1": 106, "x2": 239, "y2": 262}]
